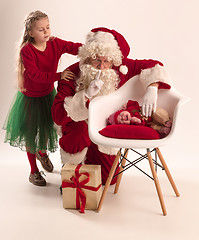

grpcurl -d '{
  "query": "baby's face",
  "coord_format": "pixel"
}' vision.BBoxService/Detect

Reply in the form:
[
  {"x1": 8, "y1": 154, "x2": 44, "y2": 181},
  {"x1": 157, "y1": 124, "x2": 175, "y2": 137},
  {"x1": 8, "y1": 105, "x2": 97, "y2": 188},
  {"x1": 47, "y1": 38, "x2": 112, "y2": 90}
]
[{"x1": 117, "y1": 111, "x2": 131, "y2": 124}]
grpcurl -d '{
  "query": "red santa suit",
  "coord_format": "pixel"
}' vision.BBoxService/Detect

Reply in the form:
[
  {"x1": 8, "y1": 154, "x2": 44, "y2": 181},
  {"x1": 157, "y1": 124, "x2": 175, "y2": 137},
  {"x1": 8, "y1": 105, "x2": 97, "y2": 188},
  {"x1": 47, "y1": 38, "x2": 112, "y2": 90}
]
[{"x1": 51, "y1": 28, "x2": 171, "y2": 184}]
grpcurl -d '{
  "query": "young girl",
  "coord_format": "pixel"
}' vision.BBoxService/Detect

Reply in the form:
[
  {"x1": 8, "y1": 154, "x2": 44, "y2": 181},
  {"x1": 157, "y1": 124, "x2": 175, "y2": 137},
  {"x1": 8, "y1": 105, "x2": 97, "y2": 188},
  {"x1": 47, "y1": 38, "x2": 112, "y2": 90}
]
[{"x1": 3, "y1": 10, "x2": 82, "y2": 186}]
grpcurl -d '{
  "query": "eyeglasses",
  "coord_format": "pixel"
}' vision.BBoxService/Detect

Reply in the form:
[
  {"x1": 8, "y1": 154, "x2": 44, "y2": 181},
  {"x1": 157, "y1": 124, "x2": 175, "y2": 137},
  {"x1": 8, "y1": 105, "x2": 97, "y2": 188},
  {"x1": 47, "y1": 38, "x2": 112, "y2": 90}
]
[{"x1": 91, "y1": 57, "x2": 112, "y2": 68}]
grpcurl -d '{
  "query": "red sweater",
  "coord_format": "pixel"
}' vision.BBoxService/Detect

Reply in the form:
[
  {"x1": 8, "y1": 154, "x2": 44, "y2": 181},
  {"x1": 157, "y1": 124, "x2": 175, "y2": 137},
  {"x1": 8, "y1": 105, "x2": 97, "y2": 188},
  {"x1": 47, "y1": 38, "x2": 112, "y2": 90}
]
[{"x1": 21, "y1": 37, "x2": 82, "y2": 97}]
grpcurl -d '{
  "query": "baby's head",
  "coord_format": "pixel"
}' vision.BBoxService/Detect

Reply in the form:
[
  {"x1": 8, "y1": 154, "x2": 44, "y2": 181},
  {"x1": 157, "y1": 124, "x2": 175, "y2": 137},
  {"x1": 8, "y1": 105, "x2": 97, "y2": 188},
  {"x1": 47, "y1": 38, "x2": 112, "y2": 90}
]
[{"x1": 117, "y1": 111, "x2": 131, "y2": 124}]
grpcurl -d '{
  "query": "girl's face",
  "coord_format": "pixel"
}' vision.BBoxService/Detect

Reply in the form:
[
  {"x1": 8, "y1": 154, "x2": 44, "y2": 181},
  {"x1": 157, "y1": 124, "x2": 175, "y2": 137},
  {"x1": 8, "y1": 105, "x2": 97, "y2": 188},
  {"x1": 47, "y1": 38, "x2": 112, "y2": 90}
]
[{"x1": 29, "y1": 17, "x2": 51, "y2": 44}]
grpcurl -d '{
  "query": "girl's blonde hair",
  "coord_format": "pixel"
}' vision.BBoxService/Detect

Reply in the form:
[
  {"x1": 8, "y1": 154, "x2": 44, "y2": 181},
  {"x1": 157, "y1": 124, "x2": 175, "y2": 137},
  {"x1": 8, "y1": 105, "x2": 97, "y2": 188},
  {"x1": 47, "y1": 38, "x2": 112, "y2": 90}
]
[{"x1": 18, "y1": 10, "x2": 48, "y2": 91}]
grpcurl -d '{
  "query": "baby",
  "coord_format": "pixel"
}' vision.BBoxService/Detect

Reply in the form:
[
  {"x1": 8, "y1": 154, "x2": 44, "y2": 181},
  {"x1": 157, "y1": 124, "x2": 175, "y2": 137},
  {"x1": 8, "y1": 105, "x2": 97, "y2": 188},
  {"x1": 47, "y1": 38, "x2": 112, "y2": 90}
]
[{"x1": 107, "y1": 100, "x2": 172, "y2": 137}]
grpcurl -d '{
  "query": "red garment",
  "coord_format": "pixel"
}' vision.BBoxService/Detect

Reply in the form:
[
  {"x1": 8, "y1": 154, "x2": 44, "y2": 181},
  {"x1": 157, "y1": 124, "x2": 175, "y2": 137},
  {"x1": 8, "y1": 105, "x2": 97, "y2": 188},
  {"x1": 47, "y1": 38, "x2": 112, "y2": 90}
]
[
  {"x1": 52, "y1": 59, "x2": 170, "y2": 126},
  {"x1": 27, "y1": 152, "x2": 38, "y2": 174},
  {"x1": 21, "y1": 37, "x2": 82, "y2": 97},
  {"x1": 52, "y1": 59, "x2": 171, "y2": 185},
  {"x1": 108, "y1": 100, "x2": 152, "y2": 125}
]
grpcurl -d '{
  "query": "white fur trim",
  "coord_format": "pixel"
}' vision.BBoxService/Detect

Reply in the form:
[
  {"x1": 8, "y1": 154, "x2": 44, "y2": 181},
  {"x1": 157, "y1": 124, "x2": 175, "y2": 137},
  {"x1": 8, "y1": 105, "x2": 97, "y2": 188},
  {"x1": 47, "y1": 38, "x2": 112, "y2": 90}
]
[
  {"x1": 53, "y1": 123, "x2": 62, "y2": 137},
  {"x1": 60, "y1": 147, "x2": 88, "y2": 164},
  {"x1": 119, "y1": 65, "x2": 128, "y2": 75},
  {"x1": 64, "y1": 90, "x2": 88, "y2": 122},
  {"x1": 139, "y1": 64, "x2": 171, "y2": 89},
  {"x1": 98, "y1": 145, "x2": 119, "y2": 156}
]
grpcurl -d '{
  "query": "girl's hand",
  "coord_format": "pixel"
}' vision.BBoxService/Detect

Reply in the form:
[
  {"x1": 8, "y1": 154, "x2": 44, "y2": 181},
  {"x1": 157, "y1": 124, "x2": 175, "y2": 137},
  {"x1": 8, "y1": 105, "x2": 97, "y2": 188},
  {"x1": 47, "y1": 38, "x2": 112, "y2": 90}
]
[{"x1": 61, "y1": 69, "x2": 76, "y2": 81}]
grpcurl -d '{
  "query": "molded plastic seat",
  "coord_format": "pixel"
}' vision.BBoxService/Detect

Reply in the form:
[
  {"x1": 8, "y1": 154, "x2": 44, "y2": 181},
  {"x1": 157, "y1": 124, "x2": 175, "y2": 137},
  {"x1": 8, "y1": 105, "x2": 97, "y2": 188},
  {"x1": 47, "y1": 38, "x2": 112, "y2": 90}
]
[
  {"x1": 88, "y1": 76, "x2": 189, "y2": 149},
  {"x1": 88, "y1": 76, "x2": 189, "y2": 215}
]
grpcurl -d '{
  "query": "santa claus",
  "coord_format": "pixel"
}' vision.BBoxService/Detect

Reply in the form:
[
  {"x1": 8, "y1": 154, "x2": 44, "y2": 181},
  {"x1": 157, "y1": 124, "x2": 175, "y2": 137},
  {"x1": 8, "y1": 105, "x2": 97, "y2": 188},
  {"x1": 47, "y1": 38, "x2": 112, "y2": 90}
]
[{"x1": 51, "y1": 27, "x2": 171, "y2": 184}]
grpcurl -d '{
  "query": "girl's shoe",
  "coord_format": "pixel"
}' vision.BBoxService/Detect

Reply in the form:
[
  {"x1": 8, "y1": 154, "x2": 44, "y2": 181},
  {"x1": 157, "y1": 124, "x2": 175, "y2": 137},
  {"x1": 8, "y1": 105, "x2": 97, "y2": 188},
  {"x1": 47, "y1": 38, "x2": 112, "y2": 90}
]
[
  {"x1": 36, "y1": 152, "x2": 54, "y2": 172},
  {"x1": 29, "y1": 171, "x2": 46, "y2": 186}
]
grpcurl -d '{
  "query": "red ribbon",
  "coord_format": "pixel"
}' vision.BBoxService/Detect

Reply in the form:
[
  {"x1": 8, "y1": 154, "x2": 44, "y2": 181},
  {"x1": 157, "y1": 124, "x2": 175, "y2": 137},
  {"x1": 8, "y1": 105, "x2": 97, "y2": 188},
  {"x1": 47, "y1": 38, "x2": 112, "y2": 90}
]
[{"x1": 62, "y1": 164, "x2": 102, "y2": 213}]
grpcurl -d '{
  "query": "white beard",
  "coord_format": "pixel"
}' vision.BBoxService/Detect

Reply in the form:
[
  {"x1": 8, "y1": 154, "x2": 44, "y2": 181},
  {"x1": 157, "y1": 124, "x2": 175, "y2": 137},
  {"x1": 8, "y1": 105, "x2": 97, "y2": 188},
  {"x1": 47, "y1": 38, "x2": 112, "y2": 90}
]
[{"x1": 76, "y1": 64, "x2": 120, "y2": 98}]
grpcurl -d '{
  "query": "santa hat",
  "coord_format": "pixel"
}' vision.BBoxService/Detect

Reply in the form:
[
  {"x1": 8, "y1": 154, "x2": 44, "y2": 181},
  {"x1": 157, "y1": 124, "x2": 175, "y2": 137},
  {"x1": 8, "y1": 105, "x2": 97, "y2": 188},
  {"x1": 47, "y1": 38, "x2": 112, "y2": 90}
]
[
  {"x1": 78, "y1": 27, "x2": 130, "y2": 75},
  {"x1": 107, "y1": 110, "x2": 124, "y2": 125}
]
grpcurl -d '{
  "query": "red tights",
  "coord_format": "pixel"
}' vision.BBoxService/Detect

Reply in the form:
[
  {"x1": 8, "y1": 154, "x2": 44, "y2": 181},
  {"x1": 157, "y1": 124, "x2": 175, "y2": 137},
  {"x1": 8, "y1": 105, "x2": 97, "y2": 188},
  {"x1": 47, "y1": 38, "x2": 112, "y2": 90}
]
[
  {"x1": 27, "y1": 150, "x2": 47, "y2": 173},
  {"x1": 27, "y1": 152, "x2": 38, "y2": 174}
]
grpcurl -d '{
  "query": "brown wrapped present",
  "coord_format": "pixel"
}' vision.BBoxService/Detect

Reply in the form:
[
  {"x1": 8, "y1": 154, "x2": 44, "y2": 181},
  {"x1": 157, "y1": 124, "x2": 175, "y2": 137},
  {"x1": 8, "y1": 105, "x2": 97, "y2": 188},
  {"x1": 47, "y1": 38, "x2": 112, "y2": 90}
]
[{"x1": 61, "y1": 164, "x2": 102, "y2": 213}]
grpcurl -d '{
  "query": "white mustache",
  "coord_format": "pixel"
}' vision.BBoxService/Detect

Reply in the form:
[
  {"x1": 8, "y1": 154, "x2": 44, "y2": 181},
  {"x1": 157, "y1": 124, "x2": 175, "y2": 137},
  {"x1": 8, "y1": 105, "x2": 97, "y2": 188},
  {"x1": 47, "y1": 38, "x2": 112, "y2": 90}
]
[{"x1": 76, "y1": 64, "x2": 120, "y2": 95}]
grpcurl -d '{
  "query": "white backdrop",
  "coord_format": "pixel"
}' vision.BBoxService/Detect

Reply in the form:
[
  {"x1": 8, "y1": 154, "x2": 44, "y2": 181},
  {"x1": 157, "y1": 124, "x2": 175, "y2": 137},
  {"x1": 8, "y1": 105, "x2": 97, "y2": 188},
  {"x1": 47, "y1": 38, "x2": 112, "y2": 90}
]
[{"x1": 0, "y1": 0, "x2": 198, "y2": 180}]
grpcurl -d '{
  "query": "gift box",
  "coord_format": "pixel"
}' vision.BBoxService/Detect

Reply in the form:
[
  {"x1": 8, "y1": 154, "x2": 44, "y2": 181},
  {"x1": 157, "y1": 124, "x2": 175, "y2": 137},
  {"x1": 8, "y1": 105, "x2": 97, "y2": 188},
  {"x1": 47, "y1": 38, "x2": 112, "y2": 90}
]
[{"x1": 61, "y1": 164, "x2": 102, "y2": 213}]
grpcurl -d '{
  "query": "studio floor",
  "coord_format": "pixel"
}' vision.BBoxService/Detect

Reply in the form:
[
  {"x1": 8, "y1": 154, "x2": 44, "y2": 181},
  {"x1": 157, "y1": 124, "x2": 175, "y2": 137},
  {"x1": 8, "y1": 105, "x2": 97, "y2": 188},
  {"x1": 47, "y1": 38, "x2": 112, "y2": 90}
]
[{"x1": 0, "y1": 139, "x2": 199, "y2": 240}]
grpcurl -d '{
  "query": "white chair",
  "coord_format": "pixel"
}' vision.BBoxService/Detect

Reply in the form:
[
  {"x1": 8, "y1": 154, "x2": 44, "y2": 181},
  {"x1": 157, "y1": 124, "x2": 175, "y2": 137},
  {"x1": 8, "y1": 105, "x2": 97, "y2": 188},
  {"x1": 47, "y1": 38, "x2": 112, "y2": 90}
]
[{"x1": 88, "y1": 76, "x2": 189, "y2": 215}]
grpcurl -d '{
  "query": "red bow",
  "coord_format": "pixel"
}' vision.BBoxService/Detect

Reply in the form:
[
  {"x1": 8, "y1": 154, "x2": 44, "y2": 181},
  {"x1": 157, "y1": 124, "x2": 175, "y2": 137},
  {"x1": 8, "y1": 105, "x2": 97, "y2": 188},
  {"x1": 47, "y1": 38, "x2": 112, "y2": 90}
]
[{"x1": 62, "y1": 164, "x2": 102, "y2": 213}]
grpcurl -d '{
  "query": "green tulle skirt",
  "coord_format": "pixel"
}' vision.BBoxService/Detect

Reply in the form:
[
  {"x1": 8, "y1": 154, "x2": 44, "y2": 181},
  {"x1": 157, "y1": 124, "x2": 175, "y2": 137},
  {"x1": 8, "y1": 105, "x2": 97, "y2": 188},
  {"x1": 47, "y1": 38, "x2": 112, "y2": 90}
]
[{"x1": 3, "y1": 89, "x2": 58, "y2": 154}]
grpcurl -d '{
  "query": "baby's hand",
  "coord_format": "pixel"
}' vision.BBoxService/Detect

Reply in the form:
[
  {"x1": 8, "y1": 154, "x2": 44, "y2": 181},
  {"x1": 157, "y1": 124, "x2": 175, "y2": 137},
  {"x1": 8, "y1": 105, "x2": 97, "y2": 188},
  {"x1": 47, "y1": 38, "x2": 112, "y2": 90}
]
[
  {"x1": 61, "y1": 69, "x2": 76, "y2": 81},
  {"x1": 117, "y1": 111, "x2": 131, "y2": 124},
  {"x1": 131, "y1": 117, "x2": 141, "y2": 124}
]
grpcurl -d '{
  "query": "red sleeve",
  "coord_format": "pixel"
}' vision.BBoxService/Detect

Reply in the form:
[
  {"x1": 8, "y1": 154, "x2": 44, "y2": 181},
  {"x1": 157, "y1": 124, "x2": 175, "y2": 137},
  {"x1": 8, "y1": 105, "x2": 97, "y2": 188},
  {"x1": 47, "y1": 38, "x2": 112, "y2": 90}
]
[
  {"x1": 55, "y1": 38, "x2": 82, "y2": 56},
  {"x1": 127, "y1": 59, "x2": 163, "y2": 79},
  {"x1": 21, "y1": 47, "x2": 61, "y2": 84},
  {"x1": 51, "y1": 79, "x2": 76, "y2": 126},
  {"x1": 121, "y1": 58, "x2": 170, "y2": 89},
  {"x1": 67, "y1": 62, "x2": 80, "y2": 74},
  {"x1": 157, "y1": 82, "x2": 171, "y2": 90},
  {"x1": 52, "y1": 62, "x2": 81, "y2": 126},
  {"x1": 133, "y1": 59, "x2": 170, "y2": 90}
]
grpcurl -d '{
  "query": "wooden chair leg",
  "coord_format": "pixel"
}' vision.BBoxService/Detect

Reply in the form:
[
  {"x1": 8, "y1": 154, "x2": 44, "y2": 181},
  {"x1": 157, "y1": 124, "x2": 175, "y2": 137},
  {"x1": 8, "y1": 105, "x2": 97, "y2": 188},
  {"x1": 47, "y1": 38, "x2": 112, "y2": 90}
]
[
  {"x1": 156, "y1": 148, "x2": 180, "y2": 197},
  {"x1": 114, "y1": 148, "x2": 129, "y2": 194},
  {"x1": 147, "y1": 149, "x2": 167, "y2": 216},
  {"x1": 97, "y1": 149, "x2": 121, "y2": 212}
]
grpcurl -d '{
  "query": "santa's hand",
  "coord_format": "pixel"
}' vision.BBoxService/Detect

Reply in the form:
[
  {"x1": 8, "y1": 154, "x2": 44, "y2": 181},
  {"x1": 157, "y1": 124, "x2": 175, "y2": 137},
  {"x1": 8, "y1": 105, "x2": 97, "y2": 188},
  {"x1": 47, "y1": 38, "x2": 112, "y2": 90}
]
[
  {"x1": 142, "y1": 86, "x2": 158, "y2": 117},
  {"x1": 84, "y1": 71, "x2": 104, "y2": 99}
]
